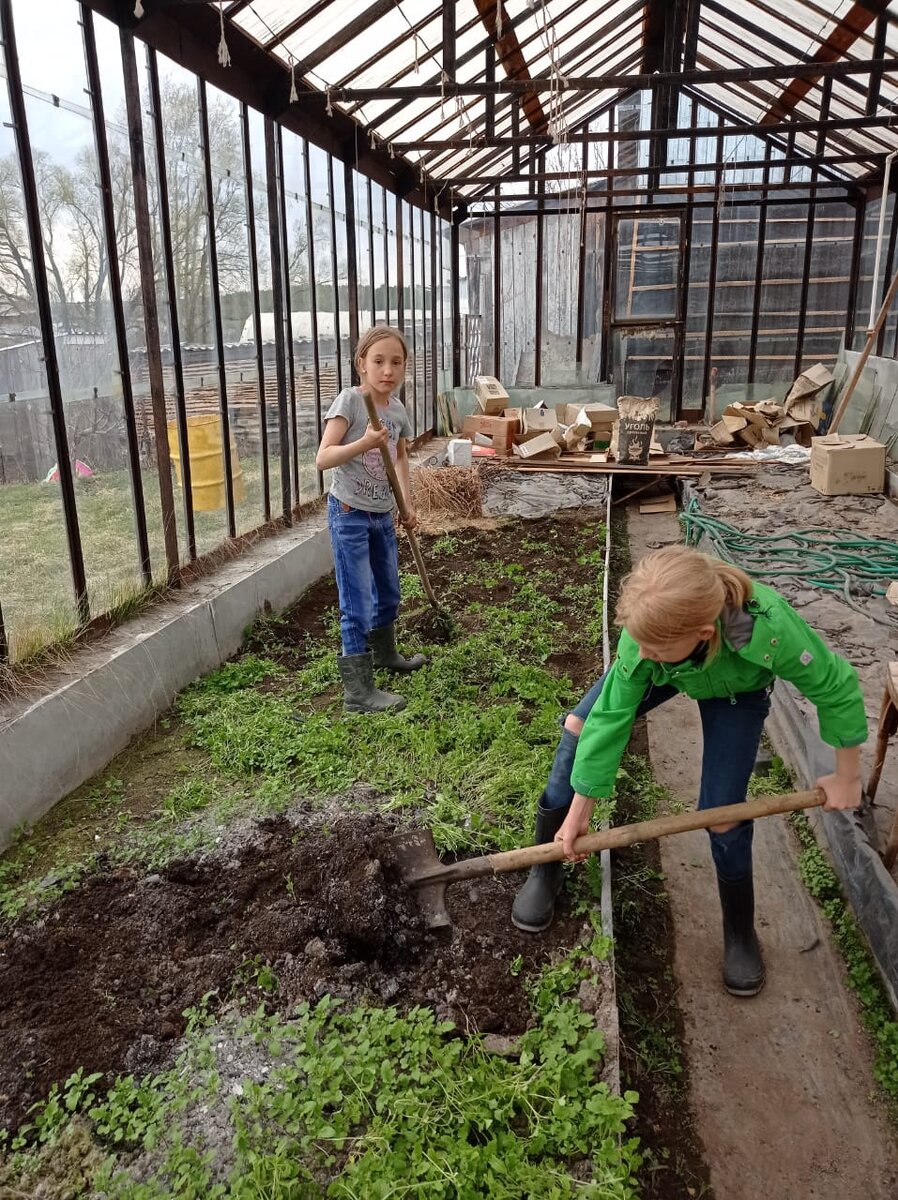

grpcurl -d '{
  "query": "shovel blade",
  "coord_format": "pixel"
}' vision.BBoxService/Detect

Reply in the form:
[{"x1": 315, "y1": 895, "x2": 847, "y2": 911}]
[{"x1": 388, "y1": 827, "x2": 452, "y2": 929}]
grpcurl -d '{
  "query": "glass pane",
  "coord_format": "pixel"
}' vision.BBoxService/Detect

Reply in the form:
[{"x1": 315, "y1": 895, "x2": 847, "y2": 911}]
[
  {"x1": 540, "y1": 214, "x2": 575, "y2": 385},
  {"x1": 754, "y1": 204, "x2": 810, "y2": 388},
  {"x1": 13, "y1": 1, "x2": 150, "y2": 629},
  {"x1": 612, "y1": 327, "x2": 676, "y2": 422},
  {"x1": 282, "y1": 132, "x2": 318, "y2": 501},
  {"x1": 614, "y1": 216, "x2": 680, "y2": 321},
  {"x1": 459, "y1": 214, "x2": 491, "y2": 381},
  {"x1": 0, "y1": 5, "x2": 78, "y2": 658}
]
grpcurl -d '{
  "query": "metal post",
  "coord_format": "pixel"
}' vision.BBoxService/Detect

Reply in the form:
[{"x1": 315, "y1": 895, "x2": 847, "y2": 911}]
[
  {"x1": 845, "y1": 199, "x2": 865, "y2": 351},
  {"x1": 327, "y1": 154, "x2": 342, "y2": 391},
  {"x1": 0, "y1": 599, "x2": 7, "y2": 663},
  {"x1": 1, "y1": 0, "x2": 89, "y2": 620},
  {"x1": 700, "y1": 115, "x2": 724, "y2": 414},
  {"x1": 493, "y1": 197, "x2": 501, "y2": 377},
  {"x1": 146, "y1": 48, "x2": 196, "y2": 560},
  {"x1": 240, "y1": 101, "x2": 270, "y2": 523},
  {"x1": 344, "y1": 164, "x2": 360, "y2": 382},
  {"x1": 409, "y1": 202, "x2": 418, "y2": 436},
  {"x1": 794, "y1": 77, "x2": 829, "y2": 378},
  {"x1": 264, "y1": 118, "x2": 291, "y2": 523},
  {"x1": 396, "y1": 194, "x2": 405, "y2": 333},
  {"x1": 277, "y1": 128, "x2": 299, "y2": 504},
  {"x1": 575, "y1": 132, "x2": 588, "y2": 371},
  {"x1": 381, "y1": 185, "x2": 390, "y2": 324},
  {"x1": 81, "y1": 5, "x2": 151, "y2": 585},
  {"x1": 302, "y1": 140, "x2": 323, "y2": 468},
  {"x1": 198, "y1": 78, "x2": 236, "y2": 538},
  {"x1": 599, "y1": 116, "x2": 615, "y2": 381},
  {"x1": 430, "y1": 205, "x2": 438, "y2": 427},
  {"x1": 747, "y1": 141, "x2": 772, "y2": 384},
  {"x1": 535, "y1": 150, "x2": 545, "y2": 386},
  {"x1": 121, "y1": 26, "x2": 180, "y2": 584},
  {"x1": 420, "y1": 204, "x2": 429, "y2": 430},
  {"x1": 366, "y1": 176, "x2": 376, "y2": 326},
  {"x1": 451, "y1": 215, "x2": 462, "y2": 386},
  {"x1": 677, "y1": 95, "x2": 698, "y2": 416}
]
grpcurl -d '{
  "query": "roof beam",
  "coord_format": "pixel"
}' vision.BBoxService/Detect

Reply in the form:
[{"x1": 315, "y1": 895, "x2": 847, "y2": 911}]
[
  {"x1": 472, "y1": 0, "x2": 548, "y2": 132},
  {"x1": 761, "y1": 0, "x2": 890, "y2": 125}
]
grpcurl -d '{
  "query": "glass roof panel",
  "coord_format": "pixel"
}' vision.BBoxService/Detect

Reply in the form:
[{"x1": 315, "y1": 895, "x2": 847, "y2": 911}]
[{"x1": 222, "y1": 0, "x2": 898, "y2": 188}]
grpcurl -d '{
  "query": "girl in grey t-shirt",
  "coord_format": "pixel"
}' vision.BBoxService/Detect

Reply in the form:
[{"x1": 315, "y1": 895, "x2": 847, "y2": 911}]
[{"x1": 316, "y1": 326, "x2": 427, "y2": 713}]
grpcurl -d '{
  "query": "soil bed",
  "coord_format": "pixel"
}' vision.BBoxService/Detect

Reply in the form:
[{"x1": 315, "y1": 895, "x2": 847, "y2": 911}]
[
  {"x1": 0, "y1": 809, "x2": 583, "y2": 1133},
  {"x1": 0, "y1": 501, "x2": 706, "y2": 1196}
]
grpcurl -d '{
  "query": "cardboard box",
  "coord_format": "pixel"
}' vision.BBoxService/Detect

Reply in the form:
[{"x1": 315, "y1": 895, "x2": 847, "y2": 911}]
[
  {"x1": 461, "y1": 413, "x2": 520, "y2": 456},
  {"x1": 521, "y1": 404, "x2": 558, "y2": 434},
  {"x1": 512, "y1": 430, "x2": 561, "y2": 461},
  {"x1": 473, "y1": 375, "x2": 510, "y2": 415},
  {"x1": 556, "y1": 402, "x2": 617, "y2": 431},
  {"x1": 810, "y1": 434, "x2": 886, "y2": 496}
]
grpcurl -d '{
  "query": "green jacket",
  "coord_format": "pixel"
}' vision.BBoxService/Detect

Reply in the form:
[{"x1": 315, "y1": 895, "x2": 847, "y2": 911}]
[{"x1": 570, "y1": 581, "x2": 867, "y2": 800}]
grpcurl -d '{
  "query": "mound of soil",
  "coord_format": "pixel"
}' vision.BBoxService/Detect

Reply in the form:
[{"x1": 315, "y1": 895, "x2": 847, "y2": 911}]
[{"x1": 0, "y1": 812, "x2": 583, "y2": 1133}]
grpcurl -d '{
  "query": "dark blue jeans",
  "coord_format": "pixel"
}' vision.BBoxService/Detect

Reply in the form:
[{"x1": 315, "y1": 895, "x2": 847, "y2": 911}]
[
  {"x1": 328, "y1": 495, "x2": 401, "y2": 656},
  {"x1": 543, "y1": 672, "x2": 772, "y2": 882}
]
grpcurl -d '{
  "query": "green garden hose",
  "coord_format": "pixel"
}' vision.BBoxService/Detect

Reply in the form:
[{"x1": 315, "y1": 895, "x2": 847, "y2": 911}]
[{"x1": 680, "y1": 498, "x2": 898, "y2": 626}]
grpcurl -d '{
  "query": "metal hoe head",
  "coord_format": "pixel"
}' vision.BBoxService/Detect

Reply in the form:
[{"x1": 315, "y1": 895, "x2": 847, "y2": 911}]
[{"x1": 389, "y1": 827, "x2": 452, "y2": 929}]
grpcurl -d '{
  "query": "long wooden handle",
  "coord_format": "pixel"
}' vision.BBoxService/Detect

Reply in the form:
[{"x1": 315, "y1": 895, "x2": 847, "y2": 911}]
[
  {"x1": 359, "y1": 391, "x2": 440, "y2": 609},
  {"x1": 487, "y1": 788, "x2": 825, "y2": 874}
]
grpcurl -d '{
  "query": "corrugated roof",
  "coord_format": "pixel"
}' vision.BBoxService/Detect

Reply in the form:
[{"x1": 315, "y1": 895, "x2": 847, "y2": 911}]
[{"x1": 220, "y1": 1, "x2": 898, "y2": 195}]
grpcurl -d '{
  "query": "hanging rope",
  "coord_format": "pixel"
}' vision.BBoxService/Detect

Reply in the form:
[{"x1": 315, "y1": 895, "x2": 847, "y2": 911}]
[
  {"x1": 217, "y1": 3, "x2": 231, "y2": 68},
  {"x1": 325, "y1": 86, "x2": 334, "y2": 117},
  {"x1": 289, "y1": 58, "x2": 298, "y2": 104},
  {"x1": 134, "y1": 0, "x2": 144, "y2": 17}
]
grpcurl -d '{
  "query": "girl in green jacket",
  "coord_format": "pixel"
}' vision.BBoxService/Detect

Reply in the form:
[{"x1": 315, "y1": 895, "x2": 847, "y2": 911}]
[{"x1": 511, "y1": 545, "x2": 867, "y2": 997}]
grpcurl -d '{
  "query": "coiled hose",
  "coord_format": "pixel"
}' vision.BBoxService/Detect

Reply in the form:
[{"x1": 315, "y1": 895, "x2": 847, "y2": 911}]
[{"x1": 680, "y1": 497, "x2": 898, "y2": 627}]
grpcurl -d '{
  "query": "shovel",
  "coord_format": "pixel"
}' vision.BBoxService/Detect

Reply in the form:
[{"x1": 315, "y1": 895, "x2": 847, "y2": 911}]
[
  {"x1": 393, "y1": 788, "x2": 825, "y2": 928},
  {"x1": 360, "y1": 391, "x2": 455, "y2": 639}
]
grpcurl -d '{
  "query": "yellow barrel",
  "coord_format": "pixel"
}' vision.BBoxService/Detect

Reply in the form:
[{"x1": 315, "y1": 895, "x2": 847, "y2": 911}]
[{"x1": 167, "y1": 414, "x2": 246, "y2": 512}]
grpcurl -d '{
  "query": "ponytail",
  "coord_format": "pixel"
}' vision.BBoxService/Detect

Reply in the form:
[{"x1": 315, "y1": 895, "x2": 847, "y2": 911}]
[{"x1": 615, "y1": 546, "x2": 753, "y2": 656}]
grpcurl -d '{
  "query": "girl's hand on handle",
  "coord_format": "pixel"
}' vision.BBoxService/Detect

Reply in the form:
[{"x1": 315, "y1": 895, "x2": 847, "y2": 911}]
[
  {"x1": 555, "y1": 793, "x2": 597, "y2": 861},
  {"x1": 399, "y1": 505, "x2": 417, "y2": 531},
  {"x1": 816, "y1": 772, "x2": 862, "y2": 811},
  {"x1": 362, "y1": 423, "x2": 389, "y2": 453}
]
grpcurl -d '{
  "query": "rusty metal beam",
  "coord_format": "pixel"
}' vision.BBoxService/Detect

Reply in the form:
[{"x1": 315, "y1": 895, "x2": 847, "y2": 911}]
[
  {"x1": 761, "y1": 0, "x2": 890, "y2": 126},
  {"x1": 472, "y1": 0, "x2": 548, "y2": 133}
]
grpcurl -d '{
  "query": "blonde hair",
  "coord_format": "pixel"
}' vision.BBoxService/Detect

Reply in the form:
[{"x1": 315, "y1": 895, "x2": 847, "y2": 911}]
[
  {"x1": 355, "y1": 325, "x2": 409, "y2": 373},
  {"x1": 615, "y1": 546, "x2": 753, "y2": 657}
]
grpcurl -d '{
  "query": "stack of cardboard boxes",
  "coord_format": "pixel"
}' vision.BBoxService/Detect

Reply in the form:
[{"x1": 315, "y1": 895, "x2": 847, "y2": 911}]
[{"x1": 461, "y1": 376, "x2": 618, "y2": 462}]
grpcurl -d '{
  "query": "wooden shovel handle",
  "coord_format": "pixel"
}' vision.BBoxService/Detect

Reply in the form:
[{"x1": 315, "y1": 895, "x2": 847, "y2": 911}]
[
  {"x1": 487, "y1": 789, "x2": 825, "y2": 874},
  {"x1": 359, "y1": 391, "x2": 440, "y2": 609}
]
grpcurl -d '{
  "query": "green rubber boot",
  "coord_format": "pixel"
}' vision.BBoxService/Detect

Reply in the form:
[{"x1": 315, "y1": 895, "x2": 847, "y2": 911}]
[
  {"x1": 368, "y1": 623, "x2": 427, "y2": 673},
  {"x1": 338, "y1": 652, "x2": 406, "y2": 714}
]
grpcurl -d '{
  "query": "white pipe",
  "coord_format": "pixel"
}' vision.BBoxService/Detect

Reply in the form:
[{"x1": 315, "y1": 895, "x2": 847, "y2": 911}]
[{"x1": 870, "y1": 151, "x2": 896, "y2": 330}]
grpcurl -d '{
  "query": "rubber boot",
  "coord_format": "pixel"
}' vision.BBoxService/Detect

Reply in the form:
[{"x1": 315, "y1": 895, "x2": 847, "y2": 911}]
[
  {"x1": 337, "y1": 652, "x2": 406, "y2": 714},
  {"x1": 368, "y1": 623, "x2": 427, "y2": 673},
  {"x1": 717, "y1": 875, "x2": 765, "y2": 997},
  {"x1": 511, "y1": 801, "x2": 570, "y2": 932}
]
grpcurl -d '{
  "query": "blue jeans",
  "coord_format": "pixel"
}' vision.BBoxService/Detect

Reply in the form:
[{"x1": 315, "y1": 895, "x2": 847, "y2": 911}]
[
  {"x1": 544, "y1": 671, "x2": 772, "y2": 882},
  {"x1": 328, "y1": 495, "x2": 401, "y2": 655}
]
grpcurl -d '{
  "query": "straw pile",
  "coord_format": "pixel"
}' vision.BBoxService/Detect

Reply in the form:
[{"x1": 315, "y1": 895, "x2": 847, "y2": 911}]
[{"x1": 411, "y1": 466, "x2": 483, "y2": 520}]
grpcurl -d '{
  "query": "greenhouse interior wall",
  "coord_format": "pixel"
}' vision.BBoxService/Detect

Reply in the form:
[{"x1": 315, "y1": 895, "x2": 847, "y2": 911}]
[{"x1": 1, "y1": 0, "x2": 897, "y2": 667}]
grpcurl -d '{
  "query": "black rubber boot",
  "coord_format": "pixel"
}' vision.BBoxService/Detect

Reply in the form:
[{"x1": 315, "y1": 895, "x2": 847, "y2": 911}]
[
  {"x1": 337, "y1": 652, "x2": 406, "y2": 714},
  {"x1": 717, "y1": 875, "x2": 765, "y2": 997},
  {"x1": 511, "y1": 801, "x2": 570, "y2": 932},
  {"x1": 368, "y1": 623, "x2": 428, "y2": 673}
]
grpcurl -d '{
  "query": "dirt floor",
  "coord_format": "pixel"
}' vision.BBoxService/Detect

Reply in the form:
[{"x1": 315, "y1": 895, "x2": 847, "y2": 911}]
[{"x1": 625, "y1": 501, "x2": 898, "y2": 1200}]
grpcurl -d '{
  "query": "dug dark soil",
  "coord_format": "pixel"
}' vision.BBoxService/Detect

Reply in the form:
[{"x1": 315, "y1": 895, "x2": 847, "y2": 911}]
[{"x1": 0, "y1": 810, "x2": 584, "y2": 1134}]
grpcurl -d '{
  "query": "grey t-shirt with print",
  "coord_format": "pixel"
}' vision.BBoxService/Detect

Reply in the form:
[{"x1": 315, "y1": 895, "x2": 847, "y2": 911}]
[{"x1": 325, "y1": 387, "x2": 412, "y2": 512}]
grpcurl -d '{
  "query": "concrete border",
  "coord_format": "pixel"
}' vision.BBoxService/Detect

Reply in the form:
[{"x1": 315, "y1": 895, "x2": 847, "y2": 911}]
[{"x1": 0, "y1": 512, "x2": 332, "y2": 847}]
